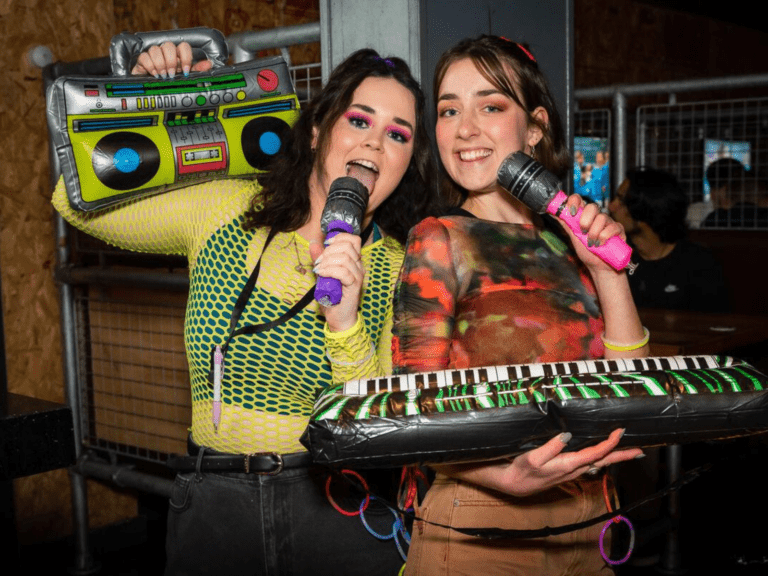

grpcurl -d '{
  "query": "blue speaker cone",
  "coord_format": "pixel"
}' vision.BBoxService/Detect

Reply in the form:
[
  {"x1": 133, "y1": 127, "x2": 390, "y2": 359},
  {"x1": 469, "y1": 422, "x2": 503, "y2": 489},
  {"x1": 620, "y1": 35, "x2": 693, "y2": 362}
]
[
  {"x1": 259, "y1": 131, "x2": 281, "y2": 156},
  {"x1": 113, "y1": 147, "x2": 141, "y2": 173},
  {"x1": 242, "y1": 117, "x2": 290, "y2": 169},
  {"x1": 93, "y1": 132, "x2": 159, "y2": 190}
]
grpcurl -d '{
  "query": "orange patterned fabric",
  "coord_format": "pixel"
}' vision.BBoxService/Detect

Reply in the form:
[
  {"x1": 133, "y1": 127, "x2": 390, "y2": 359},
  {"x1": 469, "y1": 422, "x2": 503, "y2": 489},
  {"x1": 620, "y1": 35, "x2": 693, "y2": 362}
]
[{"x1": 393, "y1": 215, "x2": 605, "y2": 374}]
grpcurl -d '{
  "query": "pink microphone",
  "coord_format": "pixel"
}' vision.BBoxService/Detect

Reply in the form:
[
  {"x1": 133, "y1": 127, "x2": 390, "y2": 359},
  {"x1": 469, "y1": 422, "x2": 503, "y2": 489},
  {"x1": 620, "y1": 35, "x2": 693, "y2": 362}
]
[{"x1": 497, "y1": 152, "x2": 632, "y2": 271}]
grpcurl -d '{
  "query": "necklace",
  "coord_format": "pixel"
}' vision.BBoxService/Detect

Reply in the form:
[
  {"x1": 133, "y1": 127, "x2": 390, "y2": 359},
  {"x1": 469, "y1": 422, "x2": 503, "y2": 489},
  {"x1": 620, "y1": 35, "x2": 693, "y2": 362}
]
[{"x1": 292, "y1": 233, "x2": 312, "y2": 275}]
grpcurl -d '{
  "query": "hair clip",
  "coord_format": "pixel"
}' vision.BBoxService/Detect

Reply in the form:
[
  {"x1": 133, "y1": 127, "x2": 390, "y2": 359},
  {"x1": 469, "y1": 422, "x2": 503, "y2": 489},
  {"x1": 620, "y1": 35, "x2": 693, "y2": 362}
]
[
  {"x1": 499, "y1": 37, "x2": 537, "y2": 63},
  {"x1": 373, "y1": 56, "x2": 395, "y2": 68}
]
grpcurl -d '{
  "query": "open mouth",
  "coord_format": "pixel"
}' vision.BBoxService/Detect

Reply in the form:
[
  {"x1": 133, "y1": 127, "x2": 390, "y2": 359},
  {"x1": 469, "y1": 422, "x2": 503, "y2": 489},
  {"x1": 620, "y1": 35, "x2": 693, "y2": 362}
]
[{"x1": 346, "y1": 160, "x2": 379, "y2": 191}]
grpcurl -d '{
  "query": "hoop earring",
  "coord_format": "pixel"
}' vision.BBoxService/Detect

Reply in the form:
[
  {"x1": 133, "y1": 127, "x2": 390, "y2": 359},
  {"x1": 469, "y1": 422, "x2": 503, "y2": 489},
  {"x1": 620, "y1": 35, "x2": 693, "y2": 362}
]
[{"x1": 529, "y1": 144, "x2": 536, "y2": 159}]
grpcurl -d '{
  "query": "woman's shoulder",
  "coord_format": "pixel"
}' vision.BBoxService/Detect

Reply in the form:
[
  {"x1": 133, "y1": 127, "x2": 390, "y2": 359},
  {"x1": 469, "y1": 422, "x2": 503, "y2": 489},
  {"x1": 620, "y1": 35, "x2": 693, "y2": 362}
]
[
  {"x1": 409, "y1": 214, "x2": 473, "y2": 239},
  {"x1": 181, "y1": 178, "x2": 262, "y2": 235}
]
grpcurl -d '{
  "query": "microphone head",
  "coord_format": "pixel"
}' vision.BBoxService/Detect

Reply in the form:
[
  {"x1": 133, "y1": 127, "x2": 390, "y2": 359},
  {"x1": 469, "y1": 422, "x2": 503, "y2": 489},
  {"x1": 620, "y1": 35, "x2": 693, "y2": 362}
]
[
  {"x1": 497, "y1": 152, "x2": 561, "y2": 214},
  {"x1": 320, "y1": 176, "x2": 370, "y2": 235}
]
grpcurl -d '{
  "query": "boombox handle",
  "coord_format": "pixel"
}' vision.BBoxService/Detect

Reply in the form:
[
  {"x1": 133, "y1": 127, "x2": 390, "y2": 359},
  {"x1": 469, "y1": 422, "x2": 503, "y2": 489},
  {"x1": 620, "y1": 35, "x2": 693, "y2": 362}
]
[{"x1": 109, "y1": 27, "x2": 229, "y2": 77}]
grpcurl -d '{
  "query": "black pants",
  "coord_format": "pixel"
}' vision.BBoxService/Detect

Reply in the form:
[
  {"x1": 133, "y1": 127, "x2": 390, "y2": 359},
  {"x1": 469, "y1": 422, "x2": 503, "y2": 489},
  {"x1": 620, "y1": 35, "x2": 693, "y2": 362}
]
[{"x1": 165, "y1": 463, "x2": 405, "y2": 575}]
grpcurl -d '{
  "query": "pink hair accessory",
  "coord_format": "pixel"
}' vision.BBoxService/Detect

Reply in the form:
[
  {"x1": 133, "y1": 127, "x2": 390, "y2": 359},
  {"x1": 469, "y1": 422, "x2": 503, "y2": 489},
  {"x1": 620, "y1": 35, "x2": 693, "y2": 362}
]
[
  {"x1": 515, "y1": 43, "x2": 537, "y2": 62},
  {"x1": 499, "y1": 37, "x2": 537, "y2": 63}
]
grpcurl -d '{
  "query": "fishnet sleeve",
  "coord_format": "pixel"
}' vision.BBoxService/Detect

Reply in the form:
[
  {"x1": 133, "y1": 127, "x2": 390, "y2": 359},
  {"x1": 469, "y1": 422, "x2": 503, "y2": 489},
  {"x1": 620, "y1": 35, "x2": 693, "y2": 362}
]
[
  {"x1": 324, "y1": 311, "x2": 393, "y2": 385},
  {"x1": 52, "y1": 177, "x2": 257, "y2": 260}
]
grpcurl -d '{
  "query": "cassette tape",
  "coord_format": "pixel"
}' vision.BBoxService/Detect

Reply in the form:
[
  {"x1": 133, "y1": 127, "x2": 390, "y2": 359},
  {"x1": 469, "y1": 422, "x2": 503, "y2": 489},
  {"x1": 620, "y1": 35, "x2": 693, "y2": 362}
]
[{"x1": 47, "y1": 56, "x2": 300, "y2": 211}]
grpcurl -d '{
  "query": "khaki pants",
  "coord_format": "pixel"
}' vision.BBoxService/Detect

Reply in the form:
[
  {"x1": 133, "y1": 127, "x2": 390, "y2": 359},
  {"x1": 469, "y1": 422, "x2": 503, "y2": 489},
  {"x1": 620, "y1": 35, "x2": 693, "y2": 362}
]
[{"x1": 404, "y1": 473, "x2": 614, "y2": 576}]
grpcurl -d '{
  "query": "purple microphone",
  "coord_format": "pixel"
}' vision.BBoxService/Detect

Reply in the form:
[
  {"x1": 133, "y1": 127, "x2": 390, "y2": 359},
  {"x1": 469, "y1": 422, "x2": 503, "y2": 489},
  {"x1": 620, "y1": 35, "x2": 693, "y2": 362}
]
[
  {"x1": 314, "y1": 172, "x2": 370, "y2": 306},
  {"x1": 497, "y1": 152, "x2": 632, "y2": 271}
]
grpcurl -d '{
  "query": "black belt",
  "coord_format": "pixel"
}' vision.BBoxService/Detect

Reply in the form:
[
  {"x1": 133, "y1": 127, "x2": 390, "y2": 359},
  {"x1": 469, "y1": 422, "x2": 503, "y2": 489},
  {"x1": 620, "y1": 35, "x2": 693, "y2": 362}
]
[{"x1": 166, "y1": 437, "x2": 313, "y2": 475}]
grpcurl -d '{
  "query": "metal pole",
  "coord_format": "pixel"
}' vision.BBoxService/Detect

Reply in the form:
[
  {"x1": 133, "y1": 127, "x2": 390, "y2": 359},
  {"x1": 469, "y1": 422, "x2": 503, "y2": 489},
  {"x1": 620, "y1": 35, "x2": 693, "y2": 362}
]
[
  {"x1": 56, "y1": 215, "x2": 99, "y2": 576},
  {"x1": 613, "y1": 91, "x2": 627, "y2": 193},
  {"x1": 57, "y1": 266, "x2": 189, "y2": 292},
  {"x1": 227, "y1": 22, "x2": 321, "y2": 63},
  {"x1": 76, "y1": 456, "x2": 174, "y2": 499},
  {"x1": 575, "y1": 73, "x2": 768, "y2": 101},
  {"x1": 658, "y1": 444, "x2": 685, "y2": 575}
]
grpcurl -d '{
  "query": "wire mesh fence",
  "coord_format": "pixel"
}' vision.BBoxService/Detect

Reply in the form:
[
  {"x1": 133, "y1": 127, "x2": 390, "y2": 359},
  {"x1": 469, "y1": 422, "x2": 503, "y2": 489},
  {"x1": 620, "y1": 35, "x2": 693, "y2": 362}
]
[
  {"x1": 76, "y1": 289, "x2": 190, "y2": 462},
  {"x1": 291, "y1": 61, "x2": 322, "y2": 104},
  {"x1": 637, "y1": 97, "x2": 768, "y2": 229}
]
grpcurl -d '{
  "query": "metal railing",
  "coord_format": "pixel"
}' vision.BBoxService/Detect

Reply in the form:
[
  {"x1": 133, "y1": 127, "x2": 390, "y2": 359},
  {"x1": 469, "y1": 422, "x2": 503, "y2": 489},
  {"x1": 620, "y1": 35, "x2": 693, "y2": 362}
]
[{"x1": 575, "y1": 74, "x2": 768, "y2": 207}]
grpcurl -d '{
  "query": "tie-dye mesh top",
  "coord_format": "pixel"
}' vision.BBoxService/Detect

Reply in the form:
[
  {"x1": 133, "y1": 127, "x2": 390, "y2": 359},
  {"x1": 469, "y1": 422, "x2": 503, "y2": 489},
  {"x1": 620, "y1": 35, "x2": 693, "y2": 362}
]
[
  {"x1": 392, "y1": 214, "x2": 605, "y2": 373},
  {"x1": 53, "y1": 178, "x2": 403, "y2": 454}
]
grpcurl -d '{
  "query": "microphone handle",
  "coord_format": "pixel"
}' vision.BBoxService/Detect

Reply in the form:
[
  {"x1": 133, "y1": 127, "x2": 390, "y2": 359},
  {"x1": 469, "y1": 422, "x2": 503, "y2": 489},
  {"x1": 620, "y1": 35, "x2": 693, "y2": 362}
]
[
  {"x1": 314, "y1": 220, "x2": 353, "y2": 307},
  {"x1": 547, "y1": 191, "x2": 632, "y2": 271}
]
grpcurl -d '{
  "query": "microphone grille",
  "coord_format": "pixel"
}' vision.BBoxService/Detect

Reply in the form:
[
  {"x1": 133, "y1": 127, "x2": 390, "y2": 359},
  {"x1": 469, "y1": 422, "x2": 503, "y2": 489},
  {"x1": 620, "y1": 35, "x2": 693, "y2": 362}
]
[
  {"x1": 320, "y1": 176, "x2": 370, "y2": 234},
  {"x1": 497, "y1": 152, "x2": 561, "y2": 213}
]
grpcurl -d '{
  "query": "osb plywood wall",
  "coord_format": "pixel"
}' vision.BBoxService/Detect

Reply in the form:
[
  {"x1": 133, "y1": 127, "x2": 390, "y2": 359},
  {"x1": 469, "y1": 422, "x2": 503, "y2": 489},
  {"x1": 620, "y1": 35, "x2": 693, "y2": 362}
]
[{"x1": 2, "y1": 0, "x2": 318, "y2": 544}]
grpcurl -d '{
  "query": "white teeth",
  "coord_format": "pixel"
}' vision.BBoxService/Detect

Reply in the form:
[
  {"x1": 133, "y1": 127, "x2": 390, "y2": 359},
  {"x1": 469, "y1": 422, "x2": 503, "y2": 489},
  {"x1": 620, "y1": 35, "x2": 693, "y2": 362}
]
[
  {"x1": 458, "y1": 149, "x2": 492, "y2": 161},
  {"x1": 347, "y1": 160, "x2": 379, "y2": 173}
]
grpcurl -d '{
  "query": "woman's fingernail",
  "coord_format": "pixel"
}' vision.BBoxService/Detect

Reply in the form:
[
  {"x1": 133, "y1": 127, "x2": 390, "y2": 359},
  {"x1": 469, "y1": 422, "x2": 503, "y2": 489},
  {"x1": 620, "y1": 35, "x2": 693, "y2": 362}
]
[
  {"x1": 312, "y1": 266, "x2": 320, "y2": 274},
  {"x1": 570, "y1": 206, "x2": 577, "y2": 216},
  {"x1": 314, "y1": 255, "x2": 323, "y2": 265},
  {"x1": 183, "y1": 66, "x2": 190, "y2": 76},
  {"x1": 634, "y1": 453, "x2": 646, "y2": 460},
  {"x1": 594, "y1": 239, "x2": 601, "y2": 247},
  {"x1": 559, "y1": 432, "x2": 572, "y2": 444},
  {"x1": 619, "y1": 428, "x2": 626, "y2": 438}
]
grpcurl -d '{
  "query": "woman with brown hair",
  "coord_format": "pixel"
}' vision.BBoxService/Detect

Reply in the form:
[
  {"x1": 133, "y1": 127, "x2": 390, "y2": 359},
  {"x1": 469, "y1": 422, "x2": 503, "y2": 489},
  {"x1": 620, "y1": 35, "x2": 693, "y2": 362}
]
[
  {"x1": 54, "y1": 45, "x2": 438, "y2": 575},
  {"x1": 392, "y1": 36, "x2": 647, "y2": 575}
]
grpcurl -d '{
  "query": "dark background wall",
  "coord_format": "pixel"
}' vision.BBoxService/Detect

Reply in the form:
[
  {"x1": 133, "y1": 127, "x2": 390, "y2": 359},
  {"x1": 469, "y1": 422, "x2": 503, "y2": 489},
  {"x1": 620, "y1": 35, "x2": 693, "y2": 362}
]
[{"x1": 1, "y1": 0, "x2": 766, "y2": 543}]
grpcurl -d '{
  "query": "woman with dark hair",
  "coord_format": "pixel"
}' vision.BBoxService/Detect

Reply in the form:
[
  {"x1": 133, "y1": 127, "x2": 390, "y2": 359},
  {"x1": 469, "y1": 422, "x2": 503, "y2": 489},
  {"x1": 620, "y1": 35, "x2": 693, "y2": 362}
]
[
  {"x1": 610, "y1": 168, "x2": 727, "y2": 311},
  {"x1": 392, "y1": 36, "x2": 647, "y2": 575},
  {"x1": 54, "y1": 44, "x2": 438, "y2": 575}
]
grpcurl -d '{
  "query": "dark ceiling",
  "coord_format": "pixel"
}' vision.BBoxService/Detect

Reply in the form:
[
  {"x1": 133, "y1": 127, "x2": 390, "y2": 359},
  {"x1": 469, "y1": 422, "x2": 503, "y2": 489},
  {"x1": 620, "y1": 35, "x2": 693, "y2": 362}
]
[{"x1": 640, "y1": 1, "x2": 768, "y2": 34}]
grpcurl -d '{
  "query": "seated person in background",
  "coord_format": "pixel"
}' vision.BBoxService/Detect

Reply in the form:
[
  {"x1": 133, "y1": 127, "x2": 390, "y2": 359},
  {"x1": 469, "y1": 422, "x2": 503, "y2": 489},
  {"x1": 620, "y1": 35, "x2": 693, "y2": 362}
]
[
  {"x1": 701, "y1": 157, "x2": 768, "y2": 228},
  {"x1": 609, "y1": 168, "x2": 728, "y2": 312}
]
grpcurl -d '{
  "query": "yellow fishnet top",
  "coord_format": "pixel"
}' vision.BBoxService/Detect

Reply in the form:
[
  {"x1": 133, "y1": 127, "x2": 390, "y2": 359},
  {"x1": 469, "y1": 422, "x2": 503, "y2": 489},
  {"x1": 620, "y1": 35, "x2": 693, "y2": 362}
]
[{"x1": 53, "y1": 178, "x2": 403, "y2": 454}]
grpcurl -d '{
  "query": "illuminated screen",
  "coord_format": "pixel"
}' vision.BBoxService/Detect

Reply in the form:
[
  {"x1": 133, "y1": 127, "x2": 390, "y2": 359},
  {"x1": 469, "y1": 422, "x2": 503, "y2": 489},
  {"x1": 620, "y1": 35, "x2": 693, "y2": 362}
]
[
  {"x1": 703, "y1": 139, "x2": 751, "y2": 199},
  {"x1": 574, "y1": 136, "x2": 609, "y2": 205}
]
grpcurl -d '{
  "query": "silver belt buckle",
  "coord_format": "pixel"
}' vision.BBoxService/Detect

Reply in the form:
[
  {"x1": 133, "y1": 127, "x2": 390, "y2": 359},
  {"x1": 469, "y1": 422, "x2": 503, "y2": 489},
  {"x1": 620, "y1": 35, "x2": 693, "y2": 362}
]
[{"x1": 244, "y1": 452, "x2": 284, "y2": 475}]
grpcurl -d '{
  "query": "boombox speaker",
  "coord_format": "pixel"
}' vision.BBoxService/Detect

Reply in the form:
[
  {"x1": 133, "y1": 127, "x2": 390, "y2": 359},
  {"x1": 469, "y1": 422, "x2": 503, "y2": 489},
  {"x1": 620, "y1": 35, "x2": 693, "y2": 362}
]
[{"x1": 47, "y1": 27, "x2": 301, "y2": 211}]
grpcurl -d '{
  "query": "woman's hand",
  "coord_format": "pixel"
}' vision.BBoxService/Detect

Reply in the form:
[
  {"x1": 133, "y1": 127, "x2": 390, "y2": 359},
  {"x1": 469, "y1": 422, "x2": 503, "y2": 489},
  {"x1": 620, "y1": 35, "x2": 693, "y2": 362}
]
[
  {"x1": 561, "y1": 194, "x2": 626, "y2": 274},
  {"x1": 438, "y1": 428, "x2": 643, "y2": 498},
  {"x1": 131, "y1": 41, "x2": 213, "y2": 78},
  {"x1": 559, "y1": 194, "x2": 648, "y2": 357},
  {"x1": 309, "y1": 233, "x2": 365, "y2": 333}
]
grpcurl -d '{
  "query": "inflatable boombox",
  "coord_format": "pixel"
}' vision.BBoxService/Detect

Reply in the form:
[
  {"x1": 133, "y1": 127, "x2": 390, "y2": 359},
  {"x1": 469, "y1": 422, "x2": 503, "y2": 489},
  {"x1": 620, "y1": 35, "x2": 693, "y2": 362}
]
[{"x1": 46, "y1": 28, "x2": 300, "y2": 211}]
